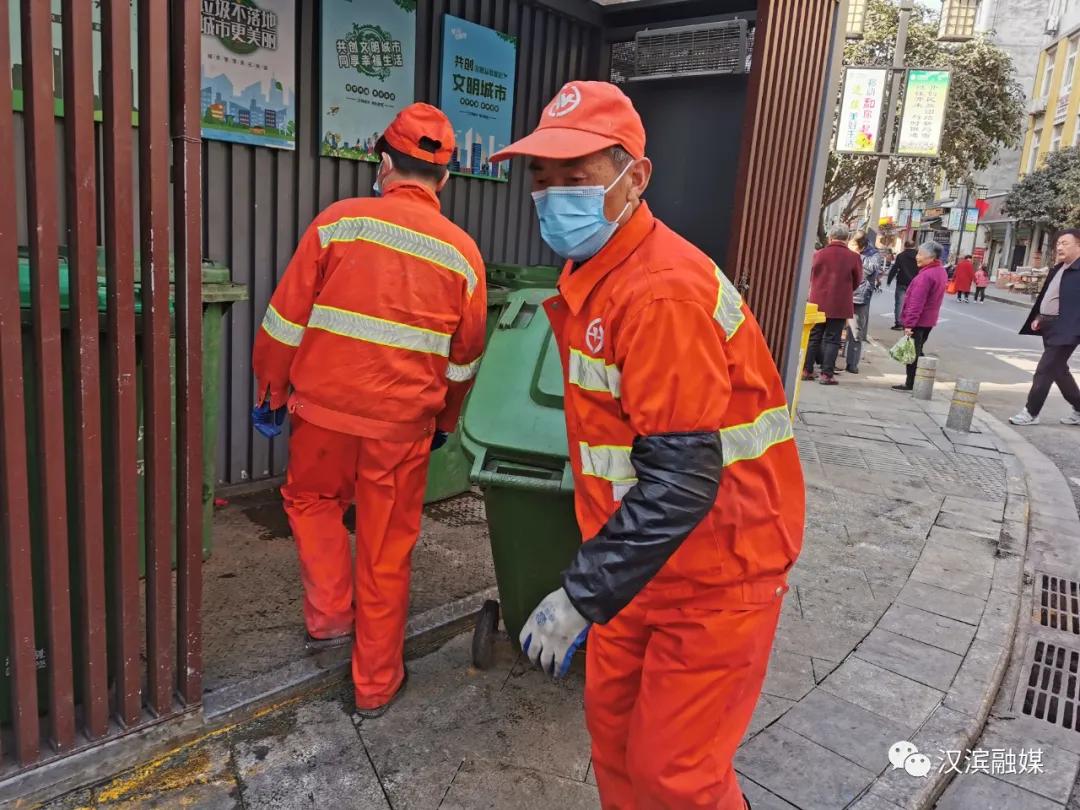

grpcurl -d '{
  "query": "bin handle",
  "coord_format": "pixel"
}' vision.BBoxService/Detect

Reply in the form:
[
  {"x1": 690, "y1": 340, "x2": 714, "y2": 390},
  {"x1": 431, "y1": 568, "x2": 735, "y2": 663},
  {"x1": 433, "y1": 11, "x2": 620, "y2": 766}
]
[{"x1": 472, "y1": 458, "x2": 573, "y2": 493}]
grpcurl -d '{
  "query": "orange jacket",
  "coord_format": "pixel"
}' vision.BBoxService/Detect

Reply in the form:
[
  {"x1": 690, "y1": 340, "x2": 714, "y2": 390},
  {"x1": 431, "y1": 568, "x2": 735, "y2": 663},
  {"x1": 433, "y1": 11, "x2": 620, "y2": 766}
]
[
  {"x1": 544, "y1": 203, "x2": 804, "y2": 609},
  {"x1": 253, "y1": 180, "x2": 487, "y2": 441}
]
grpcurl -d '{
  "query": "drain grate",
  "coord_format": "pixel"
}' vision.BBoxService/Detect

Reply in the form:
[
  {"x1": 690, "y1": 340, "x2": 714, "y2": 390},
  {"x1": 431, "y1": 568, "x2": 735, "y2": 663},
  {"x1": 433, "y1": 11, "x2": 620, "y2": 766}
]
[
  {"x1": 1036, "y1": 573, "x2": 1080, "y2": 634},
  {"x1": 1020, "y1": 640, "x2": 1080, "y2": 731},
  {"x1": 814, "y1": 443, "x2": 867, "y2": 469},
  {"x1": 424, "y1": 492, "x2": 486, "y2": 527}
]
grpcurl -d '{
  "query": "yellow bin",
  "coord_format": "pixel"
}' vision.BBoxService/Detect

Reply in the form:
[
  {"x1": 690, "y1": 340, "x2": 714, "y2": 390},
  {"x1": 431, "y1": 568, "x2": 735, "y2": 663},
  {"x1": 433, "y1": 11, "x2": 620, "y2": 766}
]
[{"x1": 790, "y1": 302, "x2": 826, "y2": 416}]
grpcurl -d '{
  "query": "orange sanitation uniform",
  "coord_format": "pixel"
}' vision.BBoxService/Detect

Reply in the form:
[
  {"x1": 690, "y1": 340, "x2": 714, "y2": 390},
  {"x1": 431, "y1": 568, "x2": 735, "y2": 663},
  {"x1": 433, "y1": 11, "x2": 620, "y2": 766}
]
[
  {"x1": 252, "y1": 106, "x2": 486, "y2": 709},
  {"x1": 544, "y1": 202, "x2": 804, "y2": 808}
]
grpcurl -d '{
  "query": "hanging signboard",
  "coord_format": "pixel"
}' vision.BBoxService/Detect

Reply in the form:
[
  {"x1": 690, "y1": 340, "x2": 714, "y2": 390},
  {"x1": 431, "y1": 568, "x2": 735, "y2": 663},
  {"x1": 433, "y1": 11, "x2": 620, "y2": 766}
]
[
  {"x1": 896, "y1": 69, "x2": 951, "y2": 157},
  {"x1": 835, "y1": 67, "x2": 887, "y2": 154},
  {"x1": 438, "y1": 15, "x2": 517, "y2": 181},
  {"x1": 964, "y1": 207, "x2": 979, "y2": 233},
  {"x1": 910, "y1": 208, "x2": 924, "y2": 228},
  {"x1": 319, "y1": 0, "x2": 416, "y2": 162},
  {"x1": 947, "y1": 208, "x2": 963, "y2": 231},
  {"x1": 8, "y1": 0, "x2": 139, "y2": 120},
  {"x1": 201, "y1": 0, "x2": 297, "y2": 150}
]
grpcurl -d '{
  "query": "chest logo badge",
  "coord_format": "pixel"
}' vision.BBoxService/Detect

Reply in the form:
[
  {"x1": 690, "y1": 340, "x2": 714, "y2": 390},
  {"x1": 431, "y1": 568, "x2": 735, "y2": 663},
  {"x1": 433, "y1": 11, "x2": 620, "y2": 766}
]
[{"x1": 585, "y1": 318, "x2": 604, "y2": 353}]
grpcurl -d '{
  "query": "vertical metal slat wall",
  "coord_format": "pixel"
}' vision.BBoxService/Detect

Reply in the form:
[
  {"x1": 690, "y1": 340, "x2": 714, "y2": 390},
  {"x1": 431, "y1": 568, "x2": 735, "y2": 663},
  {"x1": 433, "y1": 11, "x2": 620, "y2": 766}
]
[{"x1": 207, "y1": 0, "x2": 602, "y2": 486}]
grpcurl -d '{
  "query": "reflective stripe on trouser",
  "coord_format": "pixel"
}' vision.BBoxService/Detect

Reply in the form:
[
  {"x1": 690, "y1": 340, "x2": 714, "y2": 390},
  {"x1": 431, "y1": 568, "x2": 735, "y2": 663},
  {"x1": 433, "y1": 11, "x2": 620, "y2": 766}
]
[
  {"x1": 578, "y1": 407, "x2": 794, "y2": 499},
  {"x1": 586, "y1": 598, "x2": 782, "y2": 809},
  {"x1": 307, "y1": 304, "x2": 452, "y2": 356},
  {"x1": 261, "y1": 303, "x2": 305, "y2": 347},
  {"x1": 316, "y1": 215, "x2": 479, "y2": 295},
  {"x1": 282, "y1": 416, "x2": 430, "y2": 708}
]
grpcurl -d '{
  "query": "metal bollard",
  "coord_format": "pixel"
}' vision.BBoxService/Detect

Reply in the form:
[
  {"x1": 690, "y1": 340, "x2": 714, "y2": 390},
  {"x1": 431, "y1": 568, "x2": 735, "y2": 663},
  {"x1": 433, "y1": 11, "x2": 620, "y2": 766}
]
[
  {"x1": 912, "y1": 356, "x2": 937, "y2": 401},
  {"x1": 946, "y1": 378, "x2": 980, "y2": 432}
]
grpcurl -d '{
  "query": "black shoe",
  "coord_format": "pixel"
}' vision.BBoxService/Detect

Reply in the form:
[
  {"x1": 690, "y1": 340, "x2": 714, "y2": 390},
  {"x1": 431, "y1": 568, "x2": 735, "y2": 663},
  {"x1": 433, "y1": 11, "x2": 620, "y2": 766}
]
[
  {"x1": 305, "y1": 631, "x2": 352, "y2": 652},
  {"x1": 355, "y1": 670, "x2": 409, "y2": 719},
  {"x1": 890, "y1": 325, "x2": 904, "y2": 331},
  {"x1": 891, "y1": 384, "x2": 913, "y2": 391},
  {"x1": 845, "y1": 368, "x2": 859, "y2": 374}
]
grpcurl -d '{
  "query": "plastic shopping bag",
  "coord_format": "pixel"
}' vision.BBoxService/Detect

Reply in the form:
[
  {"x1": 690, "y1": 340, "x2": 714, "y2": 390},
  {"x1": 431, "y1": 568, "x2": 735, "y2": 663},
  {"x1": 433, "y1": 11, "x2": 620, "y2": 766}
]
[{"x1": 889, "y1": 335, "x2": 917, "y2": 365}]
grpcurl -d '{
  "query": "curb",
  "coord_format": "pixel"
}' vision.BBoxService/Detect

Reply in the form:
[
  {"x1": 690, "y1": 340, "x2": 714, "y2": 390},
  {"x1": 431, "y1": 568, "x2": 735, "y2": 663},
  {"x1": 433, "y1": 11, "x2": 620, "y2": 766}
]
[
  {"x1": 1, "y1": 587, "x2": 498, "y2": 806},
  {"x1": 984, "y1": 290, "x2": 1034, "y2": 310}
]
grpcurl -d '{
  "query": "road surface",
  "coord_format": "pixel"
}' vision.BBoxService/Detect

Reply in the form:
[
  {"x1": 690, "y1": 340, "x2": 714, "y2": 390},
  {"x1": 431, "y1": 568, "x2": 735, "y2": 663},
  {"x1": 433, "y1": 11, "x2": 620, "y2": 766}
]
[{"x1": 848, "y1": 285, "x2": 1080, "y2": 515}]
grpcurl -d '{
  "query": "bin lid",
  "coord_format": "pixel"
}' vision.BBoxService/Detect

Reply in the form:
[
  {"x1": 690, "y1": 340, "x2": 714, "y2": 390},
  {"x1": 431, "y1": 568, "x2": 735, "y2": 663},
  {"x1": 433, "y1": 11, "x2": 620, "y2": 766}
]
[
  {"x1": 462, "y1": 288, "x2": 569, "y2": 465},
  {"x1": 485, "y1": 262, "x2": 561, "y2": 290}
]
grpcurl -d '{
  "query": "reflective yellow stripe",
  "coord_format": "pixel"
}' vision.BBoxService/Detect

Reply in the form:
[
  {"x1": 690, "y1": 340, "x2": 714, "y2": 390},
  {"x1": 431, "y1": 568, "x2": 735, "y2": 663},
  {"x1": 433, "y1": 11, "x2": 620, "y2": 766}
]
[
  {"x1": 720, "y1": 406, "x2": 794, "y2": 465},
  {"x1": 261, "y1": 304, "x2": 305, "y2": 348},
  {"x1": 578, "y1": 442, "x2": 635, "y2": 483},
  {"x1": 447, "y1": 357, "x2": 482, "y2": 382},
  {"x1": 713, "y1": 265, "x2": 746, "y2": 339},
  {"x1": 317, "y1": 216, "x2": 478, "y2": 296},
  {"x1": 568, "y1": 349, "x2": 622, "y2": 399},
  {"x1": 307, "y1": 304, "x2": 451, "y2": 356}
]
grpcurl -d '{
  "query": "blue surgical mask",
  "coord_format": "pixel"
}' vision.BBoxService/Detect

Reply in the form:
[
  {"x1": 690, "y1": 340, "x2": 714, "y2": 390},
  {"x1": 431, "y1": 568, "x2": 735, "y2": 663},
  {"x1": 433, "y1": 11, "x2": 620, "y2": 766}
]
[
  {"x1": 373, "y1": 155, "x2": 391, "y2": 197},
  {"x1": 531, "y1": 162, "x2": 634, "y2": 261}
]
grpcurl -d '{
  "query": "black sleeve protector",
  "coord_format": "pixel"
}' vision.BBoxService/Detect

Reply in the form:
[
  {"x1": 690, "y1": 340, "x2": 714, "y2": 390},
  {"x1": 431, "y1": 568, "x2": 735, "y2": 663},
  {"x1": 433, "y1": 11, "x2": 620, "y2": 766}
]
[{"x1": 561, "y1": 430, "x2": 723, "y2": 625}]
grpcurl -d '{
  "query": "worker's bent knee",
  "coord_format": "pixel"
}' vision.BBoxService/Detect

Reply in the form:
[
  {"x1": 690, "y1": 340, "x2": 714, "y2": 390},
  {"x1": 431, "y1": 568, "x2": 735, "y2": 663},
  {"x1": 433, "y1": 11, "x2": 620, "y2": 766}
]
[{"x1": 625, "y1": 732, "x2": 731, "y2": 808}]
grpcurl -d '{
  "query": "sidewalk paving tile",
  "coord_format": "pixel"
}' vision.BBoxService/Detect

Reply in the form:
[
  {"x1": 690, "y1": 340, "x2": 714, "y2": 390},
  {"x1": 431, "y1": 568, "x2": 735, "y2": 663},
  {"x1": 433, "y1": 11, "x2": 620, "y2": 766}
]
[
  {"x1": 942, "y1": 639, "x2": 1006, "y2": 719},
  {"x1": 919, "y1": 540, "x2": 996, "y2": 579},
  {"x1": 909, "y1": 555, "x2": 992, "y2": 600},
  {"x1": 975, "y1": 587, "x2": 1019, "y2": 645},
  {"x1": 232, "y1": 698, "x2": 390, "y2": 809},
  {"x1": 777, "y1": 689, "x2": 914, "y2": 771},
  {"x1": 853, "y1": 628, "x2": 963, "y2": 691},
  {"x1": 897, "y1": 580, "x2": 985, "y2": 625},
  {"x1": 936, "y1": 772, "x2": 1064, "y2": 810},
  {"x1": 976, "y1": 721, "x2": 1080, "y2": 804},
  {"x1": 439, "y1": 760, "x2": 599, "y2": 810},
  {"x1": 819, "y1": 658, "x2": 944, "y2": 730},
  {"x1": 934, "y1": 509, "x2": 1005, "y2": 540},
  {"x1": 788, "y1": 564, "x2": 875, "y2": 602},
  {"x1": 735, "y1": 725, "x2": 876, "y2": 810},
  {"x1": 761, "y1": 651, "x2": 816, "y2": 701},
  {"x1": 811, "y1": 658, "x2": 839, "y2": 684},
  {"x1": 737, "y1": 775, "x2": 799, "y2": 810},
  {"x1": 773, "y1": 616, "x2": 872, "y2": 663},
  {"x1": 877, "y1": 602, "x2": 976, "y2": 655},
  {"x1": 745, "y1": 694, "x2": 796, "y2": 739}
]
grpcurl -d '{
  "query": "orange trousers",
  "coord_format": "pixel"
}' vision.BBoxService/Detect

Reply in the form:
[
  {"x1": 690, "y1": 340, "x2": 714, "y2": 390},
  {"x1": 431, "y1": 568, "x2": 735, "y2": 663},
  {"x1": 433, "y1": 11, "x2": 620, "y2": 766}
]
[
  {"x1": 585, "y1": 597, "x2": 782, "y2": 809},
  {"x1": 282, "y1": 416, "x2": 429, "y2": 709}
]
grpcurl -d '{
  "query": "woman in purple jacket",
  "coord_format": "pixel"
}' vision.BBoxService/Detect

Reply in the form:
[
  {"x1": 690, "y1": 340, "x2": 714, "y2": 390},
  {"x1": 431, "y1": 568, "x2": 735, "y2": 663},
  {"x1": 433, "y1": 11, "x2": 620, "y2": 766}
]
[{"x1": 894, "y1": 241, "x2": 949, "y2": 391}]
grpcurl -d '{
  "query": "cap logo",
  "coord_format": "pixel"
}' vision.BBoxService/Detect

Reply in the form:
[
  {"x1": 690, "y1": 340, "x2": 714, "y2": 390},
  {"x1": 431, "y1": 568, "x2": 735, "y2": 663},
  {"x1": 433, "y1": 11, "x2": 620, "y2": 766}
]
[{"x1": 548, "y1": 85, "x2": 582, "y2": 118}]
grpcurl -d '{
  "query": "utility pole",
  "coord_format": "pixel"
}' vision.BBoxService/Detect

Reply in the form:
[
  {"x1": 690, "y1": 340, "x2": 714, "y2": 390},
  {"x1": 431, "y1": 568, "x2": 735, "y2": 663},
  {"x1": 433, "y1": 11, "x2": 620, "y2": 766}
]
[{"x1": 867, "y1": 0, "x2": 914, "y2": 236}]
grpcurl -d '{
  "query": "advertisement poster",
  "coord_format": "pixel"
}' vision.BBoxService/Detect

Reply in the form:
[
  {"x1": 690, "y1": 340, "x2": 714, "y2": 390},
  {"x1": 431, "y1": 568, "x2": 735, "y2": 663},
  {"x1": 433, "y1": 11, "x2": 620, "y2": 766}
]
[
  {"x1": 835, "y1": 67, "x2": 887, "y2": 154},
  {"x1": 201, "y1": 0, "x2": 296, "y2": 150},
  {"x1": 947, "y1": 208, "x2": 963, "y2": 232},
  {"x1": 439, "y1": 15, "x2": 516, "y2": 181},
  {"x1": 910, "y1": 208, "x2": 923, "y2": 229},
  {"x1": 897, "y1": 69, "x2": 950, "y2": 157},
  {"x1": 319, "y1": 0, "x2": 416, "y2": 162},
  {"x1": 964, "y1": 207, "x2": 979, "y2": 233},
  {"x1": 8, "y1": 0, "x2": 138, "y2": 119}
]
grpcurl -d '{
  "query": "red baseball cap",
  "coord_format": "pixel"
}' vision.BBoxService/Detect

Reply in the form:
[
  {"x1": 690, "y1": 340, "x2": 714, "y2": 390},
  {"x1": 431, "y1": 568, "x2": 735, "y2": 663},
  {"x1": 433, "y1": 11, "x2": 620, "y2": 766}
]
[
  {"x1": 382, "y1": 103, "x2": 455, "y2": 166},
  {"x1": 491, "y1": 81, "x2": 646, "y2": 162}
]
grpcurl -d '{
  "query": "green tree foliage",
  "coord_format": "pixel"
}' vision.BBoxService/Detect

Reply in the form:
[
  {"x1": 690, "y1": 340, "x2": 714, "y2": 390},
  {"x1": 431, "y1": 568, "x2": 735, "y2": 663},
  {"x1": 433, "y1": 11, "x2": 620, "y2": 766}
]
[
  {"x1": 823, "y1": 0, "x2": 1025, "y2": 226},
  {"x1": 1003, "y1": 147, "x2": 1080, "y2": 230}
]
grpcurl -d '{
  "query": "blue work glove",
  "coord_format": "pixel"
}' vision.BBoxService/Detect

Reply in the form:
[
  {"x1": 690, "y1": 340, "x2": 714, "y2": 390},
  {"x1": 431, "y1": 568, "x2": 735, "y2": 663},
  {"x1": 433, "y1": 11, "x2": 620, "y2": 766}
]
[
  {"x1": 251, "y1": 399, "x2": 286, "y2": 439},
  {"x1": 520, "y1": 587, "x2": 590, "y2": 678},
  {"x1": 431, "y1": 429, "x2": 449, "y2": 452}
]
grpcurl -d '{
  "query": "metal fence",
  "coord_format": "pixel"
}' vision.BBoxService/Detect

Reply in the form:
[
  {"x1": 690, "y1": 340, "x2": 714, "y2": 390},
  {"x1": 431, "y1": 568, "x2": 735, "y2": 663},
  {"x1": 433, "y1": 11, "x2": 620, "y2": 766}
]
[{"x1": 1, "y1": 0, "x2": 203, "y2": 774}]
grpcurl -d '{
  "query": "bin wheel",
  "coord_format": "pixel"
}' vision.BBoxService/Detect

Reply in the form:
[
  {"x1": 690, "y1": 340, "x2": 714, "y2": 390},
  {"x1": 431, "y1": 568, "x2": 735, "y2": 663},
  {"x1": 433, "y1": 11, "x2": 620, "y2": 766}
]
[{"x1": 472, "y1": 599, "x2": 500, "y2": 670}]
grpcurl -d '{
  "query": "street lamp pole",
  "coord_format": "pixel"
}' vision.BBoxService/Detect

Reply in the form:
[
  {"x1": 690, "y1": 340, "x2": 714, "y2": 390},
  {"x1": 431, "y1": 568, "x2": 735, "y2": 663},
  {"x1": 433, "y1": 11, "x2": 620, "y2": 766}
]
[{"x1": 867, "y1": 0, "x2": 914, "y2": 237}]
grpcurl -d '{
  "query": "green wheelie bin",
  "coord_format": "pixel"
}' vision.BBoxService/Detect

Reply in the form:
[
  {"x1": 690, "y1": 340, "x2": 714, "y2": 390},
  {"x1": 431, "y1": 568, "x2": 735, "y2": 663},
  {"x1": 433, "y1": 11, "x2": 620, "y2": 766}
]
[
  {"x1": 460, "y1": 288, "x2": 582, "y2": 668},
  {"x1": 422, "y1": 283, "x2": 510, "y2": 504},
  {"x1": 0, "y1": 253, "x2": 245, "y2": 725}
]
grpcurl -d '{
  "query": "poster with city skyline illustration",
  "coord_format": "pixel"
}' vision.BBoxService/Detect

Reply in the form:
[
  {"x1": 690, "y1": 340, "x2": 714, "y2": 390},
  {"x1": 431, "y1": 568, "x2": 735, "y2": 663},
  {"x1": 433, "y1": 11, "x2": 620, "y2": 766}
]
[
  {"x1": 7, "y1": 0, "x2": 139, "y2": 121},
  {"x1": 439, "y1": 15, "x2": 516, "y2": 182},
  {"x1": 319, "y1": 0, "x2": 416, "y2": 162},
  {"x1": 200, "y1": 0, "x2": 296, "y2": 150}
]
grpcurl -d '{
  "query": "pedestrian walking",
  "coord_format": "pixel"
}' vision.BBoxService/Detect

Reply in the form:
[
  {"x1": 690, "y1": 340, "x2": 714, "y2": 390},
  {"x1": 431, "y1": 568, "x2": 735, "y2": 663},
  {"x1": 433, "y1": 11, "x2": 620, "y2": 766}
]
[
  {"x1": 888, "y1": 240, "x2": 920, "y2": 330},
  {"x1": 953, "y1": 255, "x2": 975, "y2": 302},
  {"x1": 1009, "y1": 228, "x2": 1080, "y2": 427},
  {"x1": 492, "y1": 81, "x2": 804, "y2": 810},
  {"x1": 974, "y1": 264, "x2": 990, "y2": 302},
  {"x1": 893, "y1": 241, "x2": 949, "y2": 392},
  {"x1": 251, "y1": 104, "x2": 487, "y2": 717},
  {"x1": 803, "y1": 225, "x2": 862, "y2": 385},
  {"x1": 845, "y1": 230, "x2": 883, "y2": 374}
]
